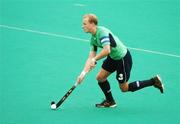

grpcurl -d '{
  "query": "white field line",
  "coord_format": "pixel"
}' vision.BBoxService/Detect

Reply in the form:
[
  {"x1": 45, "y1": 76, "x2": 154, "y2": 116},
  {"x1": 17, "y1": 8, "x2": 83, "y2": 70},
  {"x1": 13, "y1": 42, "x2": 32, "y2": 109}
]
[{"x1": 0, "y1": 24, "x2": 180, "y2": 58}]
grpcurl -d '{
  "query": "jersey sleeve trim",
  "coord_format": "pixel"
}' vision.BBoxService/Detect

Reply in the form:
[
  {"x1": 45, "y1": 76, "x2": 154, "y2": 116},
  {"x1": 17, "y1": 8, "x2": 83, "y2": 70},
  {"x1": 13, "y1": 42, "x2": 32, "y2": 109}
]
[{"x1": 100, "y1": 36, "x2": 110, "y2": 44}]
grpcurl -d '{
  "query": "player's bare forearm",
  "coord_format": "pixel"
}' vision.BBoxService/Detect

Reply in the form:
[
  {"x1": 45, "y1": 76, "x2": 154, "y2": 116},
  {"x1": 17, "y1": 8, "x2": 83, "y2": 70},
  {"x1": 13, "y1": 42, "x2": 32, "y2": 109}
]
[
  {"x1": 83, "y1": 51, "x2": 96, "y2": 73},
  {"x1": 83, "y1": 58, "x2": 93, "y2": 73},
  {"x1": 77, "y1": 51, "x2": 96, "y2": 84},
  {"x1": 94, "y1": 45, "x2": 110, "y2": 61}
]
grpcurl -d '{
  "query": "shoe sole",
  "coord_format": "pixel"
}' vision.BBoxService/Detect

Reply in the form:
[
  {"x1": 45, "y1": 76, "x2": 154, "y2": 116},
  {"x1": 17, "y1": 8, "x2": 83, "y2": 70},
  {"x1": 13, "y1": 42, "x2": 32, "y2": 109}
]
[
  {"x1": 96, "y1": 104, "x2": 117, "y2": 108},
  {"x1": 156, "y1": 75, "x2": 164, "y2": 93}
]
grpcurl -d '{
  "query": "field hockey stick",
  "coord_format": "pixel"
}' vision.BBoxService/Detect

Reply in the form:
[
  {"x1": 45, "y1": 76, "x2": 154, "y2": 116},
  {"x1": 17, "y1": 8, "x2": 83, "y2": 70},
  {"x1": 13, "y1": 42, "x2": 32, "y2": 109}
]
[{"x1": 50, "y1": 82, "x2": 78, "y2": 110}]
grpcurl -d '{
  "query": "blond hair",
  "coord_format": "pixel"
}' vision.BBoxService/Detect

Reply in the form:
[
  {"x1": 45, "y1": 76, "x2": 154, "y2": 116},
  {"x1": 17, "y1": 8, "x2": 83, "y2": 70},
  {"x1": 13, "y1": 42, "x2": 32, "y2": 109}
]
[{"x1": 83, "y1": 14, "x2": 98, "y2": 25}]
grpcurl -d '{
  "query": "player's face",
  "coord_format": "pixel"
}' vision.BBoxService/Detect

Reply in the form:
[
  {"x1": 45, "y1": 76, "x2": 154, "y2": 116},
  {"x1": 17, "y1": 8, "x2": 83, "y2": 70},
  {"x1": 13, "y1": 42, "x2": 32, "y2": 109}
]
[{"x1": 82, "y1": 17, "x2": 93, "y2": 33}]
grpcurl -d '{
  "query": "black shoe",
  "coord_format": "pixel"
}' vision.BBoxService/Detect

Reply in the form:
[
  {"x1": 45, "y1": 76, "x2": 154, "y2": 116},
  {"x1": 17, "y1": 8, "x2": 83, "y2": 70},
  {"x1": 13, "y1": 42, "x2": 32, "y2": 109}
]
[
  {"x1": 152, "y1": 75, "x2": 164, "y2": 93},
  {"x1": 95, "y1": 100, "x2": 117, "y2": 108}
]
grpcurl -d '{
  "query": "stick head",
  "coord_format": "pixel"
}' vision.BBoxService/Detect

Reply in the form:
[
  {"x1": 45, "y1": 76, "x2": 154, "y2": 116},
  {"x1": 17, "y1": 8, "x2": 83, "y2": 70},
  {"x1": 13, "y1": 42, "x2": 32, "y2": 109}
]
[{"x1": 51, "y1": 101, "x2": 57, "y2": 110}]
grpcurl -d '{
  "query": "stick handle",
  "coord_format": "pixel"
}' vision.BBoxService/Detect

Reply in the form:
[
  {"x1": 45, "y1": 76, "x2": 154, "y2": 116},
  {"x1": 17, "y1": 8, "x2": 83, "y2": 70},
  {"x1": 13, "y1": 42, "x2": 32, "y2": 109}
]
[{"x1": 74, "y1": 82, "x2": 79, "y2": 87}]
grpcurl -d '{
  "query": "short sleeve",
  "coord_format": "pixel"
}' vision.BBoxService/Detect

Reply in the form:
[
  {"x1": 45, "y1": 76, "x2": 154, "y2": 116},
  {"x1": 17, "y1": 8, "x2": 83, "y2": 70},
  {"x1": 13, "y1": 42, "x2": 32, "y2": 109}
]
[
  {"x1": 90, "y1": 38, "x2": 97, "y2": 51},
  {"x1": 99, "y1": 30, "x2": 110, "y2": 47}
]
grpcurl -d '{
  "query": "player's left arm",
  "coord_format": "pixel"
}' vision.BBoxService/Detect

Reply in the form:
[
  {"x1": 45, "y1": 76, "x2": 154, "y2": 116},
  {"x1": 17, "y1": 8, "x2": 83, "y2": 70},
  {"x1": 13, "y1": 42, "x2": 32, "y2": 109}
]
[
  {"x1": 90, "y1": 45, "x2": 110, "y2": 67},
  {"x1": 94, "y1": 45, "x2": 110, "y2": 61}
]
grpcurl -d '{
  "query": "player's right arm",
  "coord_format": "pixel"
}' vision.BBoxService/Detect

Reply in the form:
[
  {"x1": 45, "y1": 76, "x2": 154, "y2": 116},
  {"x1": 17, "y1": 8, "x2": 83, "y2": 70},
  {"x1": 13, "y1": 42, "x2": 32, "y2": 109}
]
[
  {"x1": 83, "y1": 51, "x2": 96, "y2": 73},
  {"x1": 77, "y1": 51, "x2": 96, "y2": 84}
]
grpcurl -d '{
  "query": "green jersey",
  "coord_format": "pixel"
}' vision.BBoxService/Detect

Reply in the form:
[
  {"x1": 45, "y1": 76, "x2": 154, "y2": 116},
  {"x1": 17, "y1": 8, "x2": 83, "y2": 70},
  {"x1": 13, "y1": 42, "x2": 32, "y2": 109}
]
[{"x1": 90, "y1": 26, "x2": 127, "y2": 60}]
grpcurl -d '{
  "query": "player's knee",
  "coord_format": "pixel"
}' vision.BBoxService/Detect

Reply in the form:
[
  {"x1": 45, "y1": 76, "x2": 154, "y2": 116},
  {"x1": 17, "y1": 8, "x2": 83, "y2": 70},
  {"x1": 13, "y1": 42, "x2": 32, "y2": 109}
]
[
  {"x1": 96, "y1": 75, "x2": 106, "y2": 82},
  {"x1": 120, "y1": 87, "x2": 128, "y2": 92},
  {"x1": 119, "y1": 83, "x2": 129, "y2": 92}
]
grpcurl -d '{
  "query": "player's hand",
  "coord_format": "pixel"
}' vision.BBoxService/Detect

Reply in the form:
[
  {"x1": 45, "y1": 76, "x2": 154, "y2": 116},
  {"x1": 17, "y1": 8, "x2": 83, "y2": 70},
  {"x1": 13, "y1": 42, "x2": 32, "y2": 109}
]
[
  {"x1": 77, "y1": 71, "x2": 86, "y2": 84},
  {"x1": 90, "y1": 58, "x2": 96, "y2": 69}
]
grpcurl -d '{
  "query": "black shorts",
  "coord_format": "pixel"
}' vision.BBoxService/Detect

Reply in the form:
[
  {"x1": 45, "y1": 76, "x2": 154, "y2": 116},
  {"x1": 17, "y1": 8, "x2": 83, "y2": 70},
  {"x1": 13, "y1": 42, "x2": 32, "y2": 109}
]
[{"x1": 102, "y1": 50, "x2": 132, "y2": 84}]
